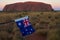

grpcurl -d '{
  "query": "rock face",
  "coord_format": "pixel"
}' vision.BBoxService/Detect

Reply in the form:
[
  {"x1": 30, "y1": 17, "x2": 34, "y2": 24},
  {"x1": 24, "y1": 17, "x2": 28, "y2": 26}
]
[{"x1": 3, "y1": 2, "x2": 53, "y2": 11}]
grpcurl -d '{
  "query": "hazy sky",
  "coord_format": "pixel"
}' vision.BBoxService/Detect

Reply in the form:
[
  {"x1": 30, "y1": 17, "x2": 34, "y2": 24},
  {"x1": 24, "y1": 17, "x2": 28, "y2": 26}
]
[{"x1": 0, "y1": 0, "x2": 60, "y2": 11}]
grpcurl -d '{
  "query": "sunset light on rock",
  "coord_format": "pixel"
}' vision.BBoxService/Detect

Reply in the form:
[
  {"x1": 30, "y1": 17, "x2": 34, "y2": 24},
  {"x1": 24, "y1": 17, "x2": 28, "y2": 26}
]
[{"x1": 0, "y1": 0, "x2": 60, "y2": 11}]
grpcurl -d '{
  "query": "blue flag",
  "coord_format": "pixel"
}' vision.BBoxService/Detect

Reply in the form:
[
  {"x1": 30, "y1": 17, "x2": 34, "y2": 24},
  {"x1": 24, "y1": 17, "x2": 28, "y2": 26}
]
[{"x1": 15, "y1": 16, "x2": 35, "y2": 36}]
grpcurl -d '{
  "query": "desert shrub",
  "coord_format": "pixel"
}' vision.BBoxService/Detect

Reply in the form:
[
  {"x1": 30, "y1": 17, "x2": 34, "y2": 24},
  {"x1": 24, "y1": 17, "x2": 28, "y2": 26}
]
[
  {"x1": 55, "y1": 22, "x2": 60, "y2": 29},
  {"x1": 0, "y1": 12, "x2": 60, "y2": 40},
  {"x1": 47, "y1": 29, "x2": 60, "y2": 40},
  {"x1": 0, "y1": 31, "x2": 9, "y2": 40},
  {"x1": 48, "y1": 15, "x2": 51, "y2": 19}
]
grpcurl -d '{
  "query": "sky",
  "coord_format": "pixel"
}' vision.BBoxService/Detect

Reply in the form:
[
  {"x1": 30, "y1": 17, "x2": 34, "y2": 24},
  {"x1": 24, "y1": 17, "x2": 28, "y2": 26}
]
[{"x1": 0, "y1": 0, "x2": 60, "y2": 11}]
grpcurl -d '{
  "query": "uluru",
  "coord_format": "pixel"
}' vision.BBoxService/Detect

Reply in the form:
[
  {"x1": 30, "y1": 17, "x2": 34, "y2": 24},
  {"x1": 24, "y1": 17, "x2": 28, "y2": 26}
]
[{"x1": 3, "y1": 2, "x2": 53, "y2": 11}]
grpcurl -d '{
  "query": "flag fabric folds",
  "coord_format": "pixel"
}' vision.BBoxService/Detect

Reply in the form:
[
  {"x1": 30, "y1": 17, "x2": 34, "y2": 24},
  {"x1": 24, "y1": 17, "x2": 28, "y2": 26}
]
[{"x1": 15, "y1": 16, "x2": 35, "y2": 36}]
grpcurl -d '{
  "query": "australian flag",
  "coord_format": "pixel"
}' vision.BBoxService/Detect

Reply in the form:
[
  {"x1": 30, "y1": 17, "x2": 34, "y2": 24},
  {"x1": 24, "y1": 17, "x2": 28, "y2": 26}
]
[{"x1": 15, "y1": 16, "x2": 35, "y2": 36}]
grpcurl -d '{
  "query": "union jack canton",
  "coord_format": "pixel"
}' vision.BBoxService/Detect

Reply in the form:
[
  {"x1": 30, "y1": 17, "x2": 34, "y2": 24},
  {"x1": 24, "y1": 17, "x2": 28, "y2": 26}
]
[{"x1": 15, "y1": 16, "x2": 35, "y2": 36}]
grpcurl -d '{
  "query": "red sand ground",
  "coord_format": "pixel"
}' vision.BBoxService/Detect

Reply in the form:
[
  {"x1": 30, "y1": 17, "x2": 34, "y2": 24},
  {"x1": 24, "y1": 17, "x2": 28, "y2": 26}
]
[{"x1": 25, "y1": 33, "x2": 47, "y2": 40}]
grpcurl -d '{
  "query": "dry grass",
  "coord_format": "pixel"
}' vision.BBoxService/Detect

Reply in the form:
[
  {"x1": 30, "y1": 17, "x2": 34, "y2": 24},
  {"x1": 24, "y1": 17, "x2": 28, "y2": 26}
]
[{"x1": 0, "y1": 11, "x2": 60, "y2": 40}]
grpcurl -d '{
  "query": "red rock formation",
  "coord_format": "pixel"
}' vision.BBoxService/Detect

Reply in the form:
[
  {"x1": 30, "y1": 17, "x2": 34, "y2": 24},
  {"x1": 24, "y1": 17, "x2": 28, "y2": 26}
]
[{"x1": 3, "y1": 2, "x2": 53, "y2": 11}]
